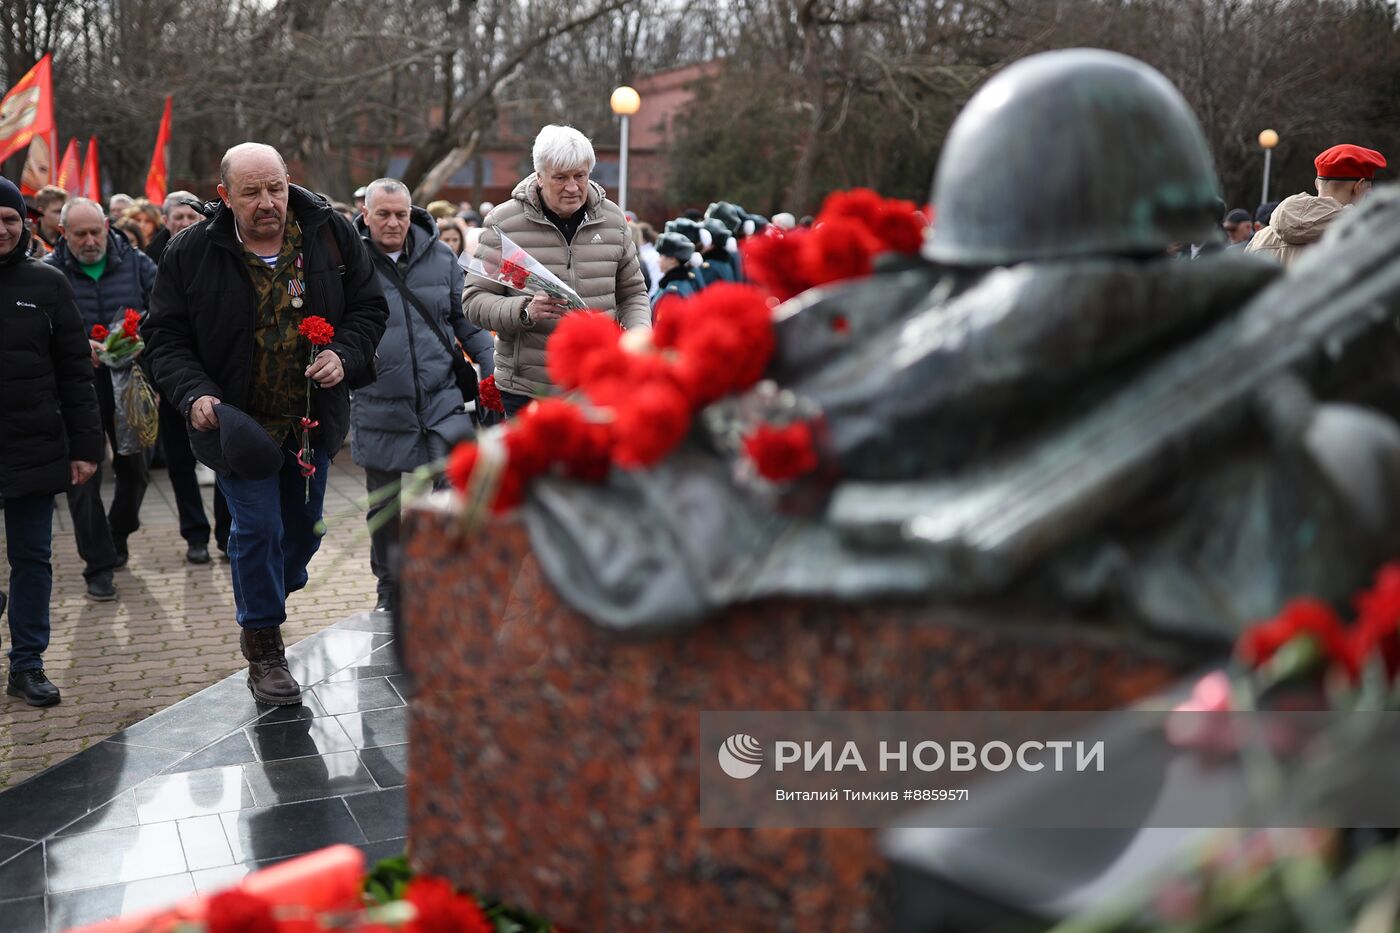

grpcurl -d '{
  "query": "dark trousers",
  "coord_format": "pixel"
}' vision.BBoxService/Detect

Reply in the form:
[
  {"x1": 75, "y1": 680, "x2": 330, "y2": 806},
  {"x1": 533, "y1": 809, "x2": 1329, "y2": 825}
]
[
  {"x1": 4, "y1": 494, "x2": 55, "y2": 672},
  {"x1": 499, "y1": 389, "x2": 533, "y2": 420},
  {"x1": 217, "y1": 439, "x2": 329, "y2": 629},
  {"x1": 65, "y1": 367, "x2": 149, "y2": 580},
  {"x1": 159, "y1": 395, "x2": 230, "y2": 551},
  {"x1": 365, "y1": 433, "x2": 451, "y2": 603}
]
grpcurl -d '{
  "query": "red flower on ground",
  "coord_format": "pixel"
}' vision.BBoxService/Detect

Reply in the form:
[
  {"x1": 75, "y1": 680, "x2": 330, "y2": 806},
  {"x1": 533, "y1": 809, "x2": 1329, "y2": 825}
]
[
  {"x1": 90, "y1": 324, "x2": 109, "y2": 341},
  {"x1": 743, "y1": 421, "x2": 820, "y2": 481},
  {"x1": 403, "y1": 876, "x2": 493, "y2": 933},
  {"x1": 297, "y1": 315, "x2": 336, "y2": 346},
  {"x1": 121, "y1": 308, "x2": 142, "y2": 339},
  {"x1": 478, "y1": 374, "x2": 504, "y2": 413},
  {"x1": 205, "y1": 889, "x2": 278, "y2": 933},
  {"x1": 868, "y1": 199, "x2": 927, "y2": 255},
  {"x1": 799, "y1": 221, "x2": 880, "y2": 287},
  {"x1": 741, "y1": 229, "x2": 815, "y2": 302},
  {"x1": 499, "y1": 259, "x2": 530, "y2": 290}
]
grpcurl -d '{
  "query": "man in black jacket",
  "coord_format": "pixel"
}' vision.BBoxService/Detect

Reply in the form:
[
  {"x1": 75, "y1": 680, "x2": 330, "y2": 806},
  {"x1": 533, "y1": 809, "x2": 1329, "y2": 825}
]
[
  {"x1": 144, "y1": 143, "x2": 388, "y2": 705},
  {"x1": 0, "y1": 176, "x2": 104, "y2": 707},
  {"x1": 46, "y1": 198, "x2": 160, "y2": 600}
]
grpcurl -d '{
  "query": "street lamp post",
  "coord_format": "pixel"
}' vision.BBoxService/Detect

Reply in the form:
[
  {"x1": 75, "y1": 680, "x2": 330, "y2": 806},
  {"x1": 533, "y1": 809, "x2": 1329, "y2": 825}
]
[
  {"x1": 1259, "y1": 128, "x2": 1280, "y2": 206},
  {"x1": 610, "y1": 85, "x2": 641, "y2": 214}
]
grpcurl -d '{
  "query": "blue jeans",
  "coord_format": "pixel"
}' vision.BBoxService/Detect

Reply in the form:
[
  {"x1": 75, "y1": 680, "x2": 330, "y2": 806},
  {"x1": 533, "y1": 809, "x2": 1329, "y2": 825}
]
[
  {"x1": 4, "y1": 494, "x2": 56, "y2": 672},
  {"x1": 216, "y1": 441, "x2": 330, "y2": 630}
]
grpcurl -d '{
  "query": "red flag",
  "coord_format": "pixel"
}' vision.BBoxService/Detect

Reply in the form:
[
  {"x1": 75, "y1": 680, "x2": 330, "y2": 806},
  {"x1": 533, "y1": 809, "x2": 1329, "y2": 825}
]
[
  {"x1": 55, "y1": 138, "x2": 81, "y2": 193},
  {"x1": 0, "y1": 54, "x2": 56, "y2": 193},
  {"x1": 144, "y1": 95, "x2": 171, "y2": 204},
  {"x1": 81, "y1": 136, "x2": 101, "y2": 201}
]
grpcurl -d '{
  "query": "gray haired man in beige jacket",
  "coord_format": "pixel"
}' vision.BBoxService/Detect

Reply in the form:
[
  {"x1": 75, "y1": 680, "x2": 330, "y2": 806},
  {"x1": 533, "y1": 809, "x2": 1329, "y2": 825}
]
[{"x1": 463, "y1": 124, "x2": 650, "y2": 417}]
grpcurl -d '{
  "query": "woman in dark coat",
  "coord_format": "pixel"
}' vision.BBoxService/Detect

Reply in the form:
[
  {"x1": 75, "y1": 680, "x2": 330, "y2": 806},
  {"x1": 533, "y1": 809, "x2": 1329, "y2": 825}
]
[{"x1": 0, "y1": 177, "x2": 104, "y2": 707}]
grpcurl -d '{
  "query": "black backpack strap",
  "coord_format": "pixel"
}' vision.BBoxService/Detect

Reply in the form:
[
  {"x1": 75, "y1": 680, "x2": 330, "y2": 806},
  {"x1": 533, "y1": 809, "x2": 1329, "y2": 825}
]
[{"x1": 319, "y1": 223, "x2": 346, "y2": 276}]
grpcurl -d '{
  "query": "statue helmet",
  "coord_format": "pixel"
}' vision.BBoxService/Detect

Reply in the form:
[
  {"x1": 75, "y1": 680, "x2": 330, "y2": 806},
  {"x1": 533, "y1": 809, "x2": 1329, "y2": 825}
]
[{"x1": 926, "y1": 49, "x2": 1222, "y2": 265}]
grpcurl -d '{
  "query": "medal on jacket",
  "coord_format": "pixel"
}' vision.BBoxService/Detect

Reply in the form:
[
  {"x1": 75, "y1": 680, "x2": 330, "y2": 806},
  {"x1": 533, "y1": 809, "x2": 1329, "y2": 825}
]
[{"x1": 289, "y1": 253, "x2": 305, "y2": 309}]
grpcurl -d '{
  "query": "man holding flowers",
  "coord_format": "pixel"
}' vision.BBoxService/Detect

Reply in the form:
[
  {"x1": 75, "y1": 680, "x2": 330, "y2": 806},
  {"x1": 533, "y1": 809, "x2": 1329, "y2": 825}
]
[
  {"x1": 44, "y1": 196, "x2": 159, "y2": 601},
  {"x1": 144, "y1": 143, "x2": 388, "y2": 705}
]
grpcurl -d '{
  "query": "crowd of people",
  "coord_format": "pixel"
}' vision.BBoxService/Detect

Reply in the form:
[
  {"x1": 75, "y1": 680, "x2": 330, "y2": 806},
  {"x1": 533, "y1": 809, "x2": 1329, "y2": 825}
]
[{"x1": 0, "y1": 117, "x2": 1386, "y2": 711}]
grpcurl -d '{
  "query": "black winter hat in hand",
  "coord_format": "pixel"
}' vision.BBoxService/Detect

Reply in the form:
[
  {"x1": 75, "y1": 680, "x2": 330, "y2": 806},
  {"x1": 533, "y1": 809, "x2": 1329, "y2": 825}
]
[{"x1": 188, "y1": 403, "x2": 285, "y2": 480}]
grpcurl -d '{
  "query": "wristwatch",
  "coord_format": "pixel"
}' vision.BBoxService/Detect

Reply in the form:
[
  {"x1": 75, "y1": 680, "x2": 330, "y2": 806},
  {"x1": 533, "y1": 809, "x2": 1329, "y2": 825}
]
[{"x1": 519, "y1": 303, "x2": 532, "y2": 326}]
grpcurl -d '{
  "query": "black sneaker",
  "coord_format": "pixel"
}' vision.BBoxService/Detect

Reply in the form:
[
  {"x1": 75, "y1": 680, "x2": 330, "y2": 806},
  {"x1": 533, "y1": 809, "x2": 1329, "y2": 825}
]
[
  {"x1": 113, "y1": 537, "x2": 129, "y2": 569},
  {"x1": 186, "y1": 544, "x2": 211, "y2": 565},
  {"x1": 85, "y1": 575, "x2": 116, "y2": 601},
  {"x1": 7, "y1": 669, "x2": 60, "y2": 707}
]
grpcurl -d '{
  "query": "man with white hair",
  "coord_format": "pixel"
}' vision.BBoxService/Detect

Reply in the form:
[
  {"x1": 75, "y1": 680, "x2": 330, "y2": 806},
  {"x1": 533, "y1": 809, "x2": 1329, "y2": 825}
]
[
  {"x1": 45, "y1": 197, "x2": 159, "y2": 602},
  {"x1": 108, "y1": 193, "x2": 134, "y2": 217},
  {"x1": 144, "y1": 142, "x2": 388, "y2": 705},
  {"x1": 144, "y1": 190, "x2": 204, "y2": 264},
  {"x1": 463, "y1": 124, "x2": 649, "y2": 417}
]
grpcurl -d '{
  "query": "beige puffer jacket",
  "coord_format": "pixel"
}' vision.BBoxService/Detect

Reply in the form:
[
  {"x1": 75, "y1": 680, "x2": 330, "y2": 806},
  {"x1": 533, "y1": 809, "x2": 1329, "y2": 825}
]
[
  {"x1": 463, "y1": 174, "x2": 650, "y2": 397},
  {"x1": 1244, "y1": 193, "x2": 1347, "y2": 267}
]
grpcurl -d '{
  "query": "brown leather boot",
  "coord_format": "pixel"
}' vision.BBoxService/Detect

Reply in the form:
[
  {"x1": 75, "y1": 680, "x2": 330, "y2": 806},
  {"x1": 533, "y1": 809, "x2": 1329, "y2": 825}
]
[{"x1": 240, "y1": 626, "x2": 302, "y2": 705}]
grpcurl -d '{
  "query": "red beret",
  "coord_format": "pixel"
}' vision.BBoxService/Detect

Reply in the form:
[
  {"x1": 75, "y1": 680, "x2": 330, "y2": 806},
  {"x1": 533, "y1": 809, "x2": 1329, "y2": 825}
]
[{"x1": 1315, "y1": 144, "x2": 1387, "y2": 180}]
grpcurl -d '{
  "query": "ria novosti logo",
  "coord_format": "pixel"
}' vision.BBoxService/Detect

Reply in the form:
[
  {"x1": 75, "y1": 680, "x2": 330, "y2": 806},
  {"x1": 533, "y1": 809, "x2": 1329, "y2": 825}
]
[{"x1": 718, "y1": 733, "x2": 764, "y2": 779}]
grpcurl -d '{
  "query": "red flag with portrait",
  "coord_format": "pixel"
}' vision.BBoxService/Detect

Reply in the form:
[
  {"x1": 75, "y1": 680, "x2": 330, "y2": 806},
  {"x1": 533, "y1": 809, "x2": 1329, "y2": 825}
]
[
  {"x1": 0, "y1": 54, "x2": 56, "y2": 193},
  {"x1": 145, "y1": 96, "x2": 171, "y2": 204}
]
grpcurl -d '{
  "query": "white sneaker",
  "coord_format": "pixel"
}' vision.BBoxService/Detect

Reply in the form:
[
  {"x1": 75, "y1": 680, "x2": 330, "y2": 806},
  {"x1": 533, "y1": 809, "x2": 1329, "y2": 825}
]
[{"x1": 195, "y1": 464, "x2": 217, "y2": 487}]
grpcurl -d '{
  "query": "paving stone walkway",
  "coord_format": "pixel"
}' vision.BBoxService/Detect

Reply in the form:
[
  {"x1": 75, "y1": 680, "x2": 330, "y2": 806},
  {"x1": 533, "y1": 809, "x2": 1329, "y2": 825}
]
[{"x1": 0, "y1": 457, "x2": 382, "y2": 790}]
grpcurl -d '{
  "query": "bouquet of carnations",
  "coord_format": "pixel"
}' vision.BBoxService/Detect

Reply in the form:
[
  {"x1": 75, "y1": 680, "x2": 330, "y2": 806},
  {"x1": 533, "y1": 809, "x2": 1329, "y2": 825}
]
[
  {"x1": 465, "y1": 231, "x2": 587, "y2": 309},
  {"x1": 91, "y1": 309, "x2": 159, "y2": 454}
]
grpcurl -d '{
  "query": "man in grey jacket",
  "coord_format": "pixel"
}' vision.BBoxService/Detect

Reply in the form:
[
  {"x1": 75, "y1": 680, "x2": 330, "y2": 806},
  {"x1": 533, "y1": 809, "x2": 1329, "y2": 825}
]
[{"x1": 354, "y1": 178, "x2": 495, "y2": 610}]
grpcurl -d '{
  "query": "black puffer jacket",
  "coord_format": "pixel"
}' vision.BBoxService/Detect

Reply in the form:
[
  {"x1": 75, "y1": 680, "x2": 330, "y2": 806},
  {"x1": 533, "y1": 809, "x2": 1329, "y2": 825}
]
[
  {"x1": 0, "y1": 228, "x2": 105, "y2": 497},
  {"x1": 142, "y1": 185, "x2": 389, "y2": 459},
  {"x1": 45, "y1": 229, "x2": 158, "y2": 332}
]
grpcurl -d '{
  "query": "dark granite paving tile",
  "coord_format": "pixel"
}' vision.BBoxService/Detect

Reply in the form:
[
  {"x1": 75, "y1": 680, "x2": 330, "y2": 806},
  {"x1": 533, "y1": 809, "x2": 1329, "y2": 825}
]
[
  {"x1": 311, "y1": 679, "x2": 403, "y2": 716},
  {"x1": 357, "y1": 836, "x2": 407, "y2": 865},
  {"x1": 245, "y1": 717, "x2": 356, "y2": 762},
  {"x1": 325, "y1": 662, "x2": 402, "y2": 682},
  {"x1": 0, "y1": 843, "x2": 45, "y2": 899},
  {"x1": 344, "y1": 788, "x2": 406, "y2": 843},
  {"x1": 287, "y1": 630, "x2": 379, "y2": 687},
  {"x1": 386, "y1": 674, "x2": 413, "y2": 701},
  {"x1": 54, "y1": 792, "x2": 139, "y2": 837},
  {"x1": 0, "y1": 835, "x2": 32, "y2": 865},
  {"x1": 46, "y1": 822, "x2": 185, "y2": 893},
  {"x1": 243, "y1": 751, "x2": 378, "y2": 807},
  {"x1": 332, "y1": 611, "x2": 395, "y2": 634},
  {"x1": 46, "y1": 873, "x2": 195, "y2": 932},
  {"x1": 219, "y1": 799, "x2": 365, "y2": 863},
  {"x1": 132, "y1": 766, "x2": 254, "y2": 824},
  {"x1": 111, "y1": 677, "x2": 263, "y2": 753},
  {"x1": 358, "y1": 744, "x2": 408, "y2": 789},
  {"x1": 0, "y1": 741, "x2": 185, "y2": 841},
  {"x1": 369, "y1": 633, "x2": 394, "y2": 650},
  {"x1": 177, "y1": 815, "x2": 235, "y2": 872},
  {"x1": 334, "y1": 708, "x2": 407, "y2": 750},
  {"x1": 254, "y1": 691, "x2": 327, "y2": 723},
  {"x1": 163, "y1": 732, "x2": 259, "y2": 775},
  {"x1": 0, "y1": 894, "x2": 45, "y2": 933}
]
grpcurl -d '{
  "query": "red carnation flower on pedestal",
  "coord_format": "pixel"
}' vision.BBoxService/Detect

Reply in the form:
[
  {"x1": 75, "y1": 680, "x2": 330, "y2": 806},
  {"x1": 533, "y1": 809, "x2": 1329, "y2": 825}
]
[
  {"x1": 743, "y1": 421, "x2": 820, "y2": 482},
  {"x1": 403, "y1": 876, "x2": 493, "y2": 933},
  {"x1": 90, "y1": 324, "x2": 109, "y2": 341},
  {"x1": 205, "y1": 889, "x2": 278, "y2": 933}
]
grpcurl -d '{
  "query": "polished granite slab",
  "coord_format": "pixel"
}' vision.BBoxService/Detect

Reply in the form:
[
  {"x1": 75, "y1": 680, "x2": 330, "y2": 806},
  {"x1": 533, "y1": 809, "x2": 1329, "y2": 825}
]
[{"x1": 0, "y1": 613, "x2": 407, "y2": 933}]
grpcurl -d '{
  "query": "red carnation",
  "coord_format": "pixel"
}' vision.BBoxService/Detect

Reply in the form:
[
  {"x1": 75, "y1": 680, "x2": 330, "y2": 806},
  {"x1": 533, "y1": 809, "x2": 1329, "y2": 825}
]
[
  {"x1": 1350, "y1": 561, "x2": 1400, "y2": 678},
  {"x1": 478, "y1": 374, "x2": 504, "y2": 413},
  {"x1": 446, "y1": 442, "x2": 479, "y2": 493},
  {"x1": 741, "y1": 229, "x2": 816, "y2": 302},
  {"x1": 121, "y1": 308, "x2": 142, "y2": 339},
  {"x1": 611, "y1": 381, "x2": 692, "y2": 468},
  {"x1": 90, "y1": 324, "x2": 109, "y2": 341},
  {"x1": 205, "y1": 889, "x2": 278, "y2": 933},
  {"x1": 799, "y1": 220, "x2": 880, "y2": 287},
  {"x1": 1237, "y1": 598, "x2": 1354, "y2": 678},
  {"x1": 869, "y1": 199, "x2": 927, "y2": 255},
  {"x1": 743, "y1": 421, "x2": 820, "y2": 481},
  {"x1": 547, "y1": 311, "x2": 623, "y2": 389},
  {"x1": 297, "y1": 315, "x2": 336, "y2": 346},
  {"x1": 499, "y1": 259, "x2": 530, "y2": 290},
  {"x1": 403, "y1": 876, "x2": 493, "y2": 933},
  {"x1": 818, "y1": 187, "x2": 887, "y2": 225}
]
